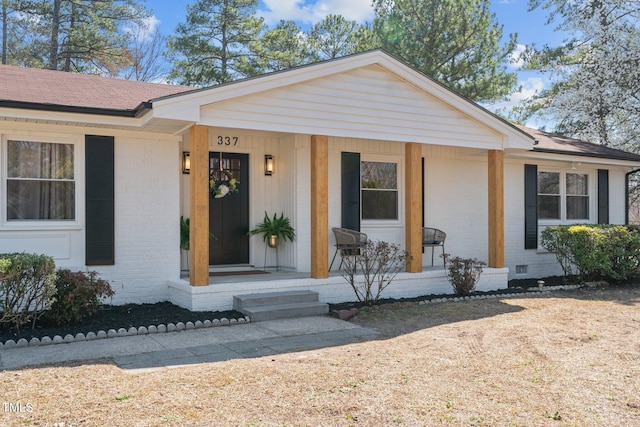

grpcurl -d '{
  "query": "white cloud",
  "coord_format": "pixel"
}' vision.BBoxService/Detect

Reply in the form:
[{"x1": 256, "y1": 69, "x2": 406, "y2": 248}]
[
  {"x1": 260, "y1": 0, "x2": 374, "y2": 26},
  {"x1": 124, "y1": 15, "x2": 161, "y2": 42},
  {"x1": 484, "y1": 76, "x2": 546, "y2": 116},
  {"x1": 509, "y1": 43, "x2": 527, "y2": 69},
  {"x1": 515, "y1": 76, "x2": 546, "y2": 102}
]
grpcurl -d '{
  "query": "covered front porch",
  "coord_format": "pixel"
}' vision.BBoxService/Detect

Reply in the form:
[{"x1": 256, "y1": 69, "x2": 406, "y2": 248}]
[
  {"x1": 151, "y1": 51, "x2": 536, "y2": 311},
  {"x1": 183, "y1": 125, "x2": 507, "y2": 286},
  {"x1": 171, "y1": 266, "x2": 510, "y2": 312}
]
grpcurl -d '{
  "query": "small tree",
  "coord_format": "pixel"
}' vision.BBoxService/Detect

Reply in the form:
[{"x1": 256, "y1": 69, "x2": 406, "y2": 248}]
[
  {"x1": 442, "y1": 254, "x2": 485, "y2": 296},
  {"x1": 340, "y1": 240, "x2": 411, "y2": 304},
  {"x1": 0, "y1": 252, "x2": 56, "y2": 332}
]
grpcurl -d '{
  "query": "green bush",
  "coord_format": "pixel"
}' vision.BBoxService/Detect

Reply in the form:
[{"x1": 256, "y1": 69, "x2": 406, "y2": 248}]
[
  {"x1": 442, "y1": 254, "x2": 486, "y2": 296},
  {"x1": 47, "y1": 270, "x2": 114, "y2": 325},
  {"x1": 0, "y1": 252, "x2": 56, "y2": 332},
  {"x1": 541, "y1": 225, "x2": 640, "y2": 283}
]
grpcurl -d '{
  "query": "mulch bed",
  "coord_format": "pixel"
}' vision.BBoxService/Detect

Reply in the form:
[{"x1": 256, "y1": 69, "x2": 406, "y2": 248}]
[
  {"x1": 0, "y1": 301, "x2": 245, "y2": 344},
  {"x1": 0, "y1": 275, "x2": 579, "y2": 344}
]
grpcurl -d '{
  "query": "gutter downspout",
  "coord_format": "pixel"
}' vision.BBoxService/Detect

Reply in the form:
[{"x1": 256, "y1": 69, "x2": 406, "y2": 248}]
[{"x1": 625, "y1": 168, "x2": 640, "y2": 225}]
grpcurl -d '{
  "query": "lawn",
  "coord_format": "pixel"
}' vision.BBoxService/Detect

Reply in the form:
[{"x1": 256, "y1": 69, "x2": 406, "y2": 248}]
[{"x1": 1, "y1": 285, "x2": 639, "y2": 426}]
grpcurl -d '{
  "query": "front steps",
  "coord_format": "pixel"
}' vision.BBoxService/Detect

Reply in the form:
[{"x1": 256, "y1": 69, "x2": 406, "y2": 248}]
[{"x1": 233, "y1": 290, "x2": 329, "y2": 322}]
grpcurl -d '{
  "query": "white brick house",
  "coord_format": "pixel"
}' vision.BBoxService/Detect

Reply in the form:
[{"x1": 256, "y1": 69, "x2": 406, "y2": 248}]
[{"x1": 2, "y1": 50, "x2": 639, "y2": 311}]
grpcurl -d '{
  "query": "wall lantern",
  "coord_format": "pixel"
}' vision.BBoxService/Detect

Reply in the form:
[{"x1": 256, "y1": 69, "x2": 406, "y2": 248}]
[
  {"x1": 264, "y1": 154, "x2": 275, "y2": 176},
  {"x1": 182, "y1": 151, "x2": 191, "y2": 174}
]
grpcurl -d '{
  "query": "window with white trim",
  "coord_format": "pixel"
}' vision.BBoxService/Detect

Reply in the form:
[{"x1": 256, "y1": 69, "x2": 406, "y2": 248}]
[
  {"x1": 361, "y1": 160, "x2": 398, "y2": 220},
  {"x1": 538, "y1": 170, "x2": 589, "y2": 221},
  {"x1": 6, "y1": 140, "x2": 75, "y2": 220}
]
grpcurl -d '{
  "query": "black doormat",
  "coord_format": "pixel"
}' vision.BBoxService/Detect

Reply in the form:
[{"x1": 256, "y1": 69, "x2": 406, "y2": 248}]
[{"x1": 209, "y1": 270, "x2": 269, "y2": 277}]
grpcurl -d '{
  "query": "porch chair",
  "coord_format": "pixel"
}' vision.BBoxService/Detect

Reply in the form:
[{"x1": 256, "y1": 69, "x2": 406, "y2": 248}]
[
  {"x1": 329, "y1": 227, "x2": 368, "y2": 271},
  {"x1": 422, "y1": 227, "x2": 446, "y2": 267}
]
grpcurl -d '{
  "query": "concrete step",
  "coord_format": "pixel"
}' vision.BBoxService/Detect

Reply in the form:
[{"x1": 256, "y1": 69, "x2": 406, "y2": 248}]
[
  {"x1": 238, "y1": 301, "x2": 329, "y2": 322},
  {"x1": 233, "y1": 290, "x2": 320, "y2": 310}
]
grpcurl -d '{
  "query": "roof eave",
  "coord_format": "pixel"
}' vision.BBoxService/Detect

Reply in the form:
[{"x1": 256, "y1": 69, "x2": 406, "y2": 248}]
[
  {"x1": 533, "y1": 147, "x2": 640, "y2": 163},
  {"x1": 0, "y1": 99, "x2": 152, "y2": 118}
]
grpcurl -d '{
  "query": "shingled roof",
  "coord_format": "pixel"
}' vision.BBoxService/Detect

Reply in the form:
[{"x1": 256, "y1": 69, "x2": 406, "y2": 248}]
[
  {"x1": 0, "y1": 64, "x2": 193, "y2": 116},
  {"x1": 517, "y1": 125, "x2": 640, "y2": 162},
  {"x1": 2, "y1": 64, "x2": 640, "y2": 164}
]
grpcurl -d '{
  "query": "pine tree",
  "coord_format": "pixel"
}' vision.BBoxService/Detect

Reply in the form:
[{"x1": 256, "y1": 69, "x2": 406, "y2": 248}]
[
  {"x1": 308, "y1": 14, "x2": 371, "y2": 60},
  {"x1": 248, "y1": 20, "x2": 315, "y2": 72},
  {"x1": 166, "y1": 0, "x2": 265, "y2": 86},
  {"x1": 2, "y1": 0, "x2": 150, "y2": 73},
  {"x1": 372, "y1": 0, "x2": 518, "y2": 102}
]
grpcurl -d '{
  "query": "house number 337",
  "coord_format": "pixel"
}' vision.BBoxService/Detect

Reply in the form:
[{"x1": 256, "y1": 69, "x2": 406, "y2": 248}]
[{"x1": 217, "y1": 136, "x2": 238, "y2": 146}]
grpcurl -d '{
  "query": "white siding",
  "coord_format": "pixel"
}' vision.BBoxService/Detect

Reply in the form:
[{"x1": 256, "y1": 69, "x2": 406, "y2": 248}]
[
  {"x1": 199, "y1": 65, "x2": 503, "y2": 149},
  {"x1": 180, "y1": 128, "x2": 298, "y2": 271}
]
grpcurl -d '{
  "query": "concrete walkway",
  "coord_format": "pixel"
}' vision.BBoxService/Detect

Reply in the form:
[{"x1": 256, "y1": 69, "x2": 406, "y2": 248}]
[{"x1": 0, "y1": 317, "x2": 379, "y2": 371}]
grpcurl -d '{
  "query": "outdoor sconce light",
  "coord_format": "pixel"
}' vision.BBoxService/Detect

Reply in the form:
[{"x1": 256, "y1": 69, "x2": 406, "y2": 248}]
[
  {"x1": 264, "y1": 154, "x2": 274, "y2": 176},
  {"x1": 182, "y1": 151, "x2": 191, "y2": 174}
]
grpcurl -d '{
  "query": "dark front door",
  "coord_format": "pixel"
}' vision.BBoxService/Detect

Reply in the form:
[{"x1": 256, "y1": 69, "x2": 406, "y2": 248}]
[{"x1": 209, "y1": 152, "x2": 249, "y2": 265}]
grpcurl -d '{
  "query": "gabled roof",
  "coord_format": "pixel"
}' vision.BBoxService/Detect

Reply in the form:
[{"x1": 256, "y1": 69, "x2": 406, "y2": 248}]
[
  {"x1": 0, "y1": 64, "x2": 192, "y2": 116},
  {"x1": 152, "y1": 49, "x2": 534, "y2": 150},
  {"x1": 2, "y1": 53, "x2": 639, "y2": 164},
  {"x1": 517, "y1": 125, "x2": 640, "y2": 162}
]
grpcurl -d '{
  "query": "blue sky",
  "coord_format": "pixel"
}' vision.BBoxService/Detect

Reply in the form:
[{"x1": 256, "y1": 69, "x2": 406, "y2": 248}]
[{"x1": 148, "y1": 0, "x2": 566, "y2": 125}]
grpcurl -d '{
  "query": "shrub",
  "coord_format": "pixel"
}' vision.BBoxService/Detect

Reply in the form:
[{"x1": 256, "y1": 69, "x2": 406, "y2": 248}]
[
  {"x1": 0, "y1": 252, "x2": 56, "y2": 332},
  {"x1": 47, "y1": 270, "x2": 115, "y2": 325},
  {"x1": 442, "y1": 254, "x2": 486, "y2": 296},
  {"x1": 541, "y1": 224, "x2": 640, "y2": 283},
  {"x1": 340, "y1": 240, "x2": 411, "y2": 304}
]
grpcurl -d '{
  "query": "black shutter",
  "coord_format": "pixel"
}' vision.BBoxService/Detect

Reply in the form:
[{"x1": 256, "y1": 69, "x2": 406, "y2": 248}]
[
  {"x1": 598, "y1": 169, "x2": 609, "y2": 224},
  {"x1": 524, "y1": 164, "x2": 538, "y2": 249},
  {"x1": 85, "y1": 135, "x2": 115, "y2": 265},
  {"x1": 341, "y1": 152, "x2": 360, "y2": 231}
]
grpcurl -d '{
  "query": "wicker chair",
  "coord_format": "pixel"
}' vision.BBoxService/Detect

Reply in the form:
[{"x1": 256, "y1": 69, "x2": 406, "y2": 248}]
[
  {"x1": 422, "y1": 227, "x2": 446, "y2": 267},
  {"x1": 329, "y1": 227, "x2": 368, "y2": 271}
]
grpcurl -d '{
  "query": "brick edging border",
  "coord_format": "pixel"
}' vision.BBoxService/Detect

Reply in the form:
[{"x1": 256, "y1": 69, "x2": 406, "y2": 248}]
[
  {"x1": 0, "y1": 316, "x2": 251, "y2": 349},
  {"x1": 415, "y1": 284, "x2": 580, "y2": 305}
]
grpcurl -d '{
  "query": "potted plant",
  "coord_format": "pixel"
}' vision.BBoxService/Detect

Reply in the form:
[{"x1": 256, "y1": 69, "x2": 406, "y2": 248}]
[
  {"x1": 180, "y1": 216, "x2": 191, "y2": 251},
  {"x1": 180, "y1": 216, "x2": 215, "y2": 271},
  {"x1": 248, "y1": 212, "x2": 295, "y2": 270}
]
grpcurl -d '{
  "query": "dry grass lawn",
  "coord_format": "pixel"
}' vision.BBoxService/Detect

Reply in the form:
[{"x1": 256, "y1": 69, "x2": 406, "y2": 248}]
[{"x1": 1, "y1": 285, "x2": 639, "y2": 426}]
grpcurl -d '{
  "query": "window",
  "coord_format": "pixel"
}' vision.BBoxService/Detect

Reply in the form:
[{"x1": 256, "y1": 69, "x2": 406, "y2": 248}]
[
  {"x1": 6, "y1": 140, "x2": 75, "y2": 220},
  {"x1": 537, "y1": 170, "x2": 589, "y2": 222},
  {"x1": 566, "y1": 173, "x2": 589, "y2": 219},
  {"x1": 361, "y1": 161, "x2": 398, "y2": 220},
  {"x1": 538, "y1": 171, "x2": 560, "y2": 219}
]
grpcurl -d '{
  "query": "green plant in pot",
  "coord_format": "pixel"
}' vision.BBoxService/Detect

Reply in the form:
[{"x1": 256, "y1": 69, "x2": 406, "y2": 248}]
[
  {"x1": 180, "y1": 216, "x2": 191, "y2": 251},
  {"x1": 180, "y1": 216, "x2": 215, "y2": 271},
  {"x1": 248, "y1": 212, "x2": 295, "y2": 270}
]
